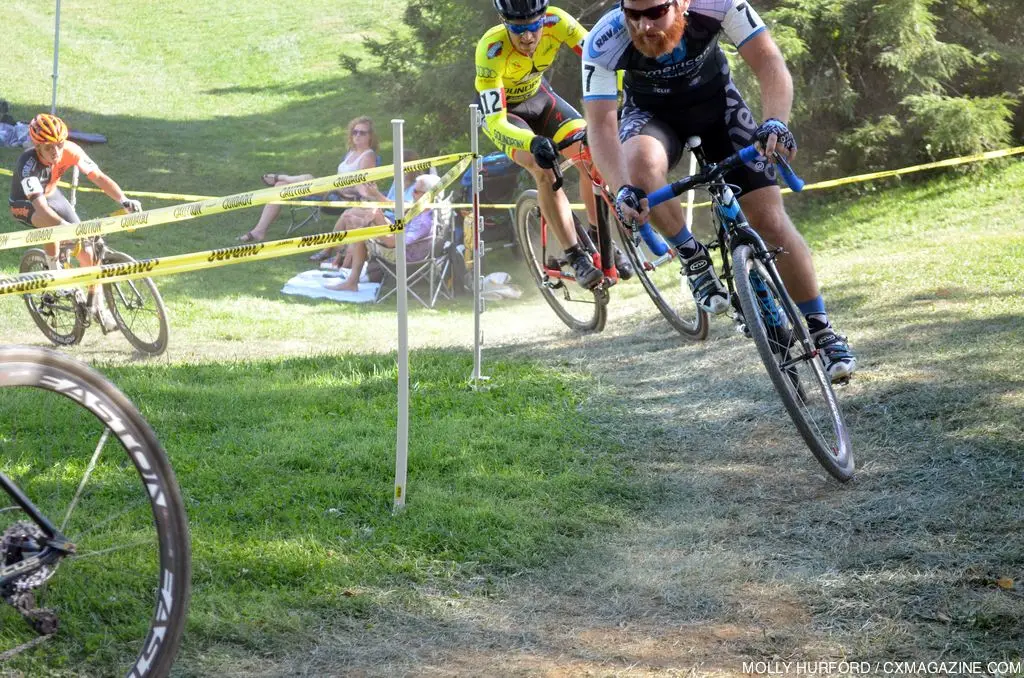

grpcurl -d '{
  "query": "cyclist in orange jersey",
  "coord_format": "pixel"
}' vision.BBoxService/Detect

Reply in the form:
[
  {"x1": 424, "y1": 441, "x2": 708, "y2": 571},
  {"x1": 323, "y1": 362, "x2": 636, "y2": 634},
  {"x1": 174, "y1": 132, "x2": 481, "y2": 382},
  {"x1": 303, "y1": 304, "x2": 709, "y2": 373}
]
[{"x1": 8, "y1": 114, "x2": 143, "y2": 330}]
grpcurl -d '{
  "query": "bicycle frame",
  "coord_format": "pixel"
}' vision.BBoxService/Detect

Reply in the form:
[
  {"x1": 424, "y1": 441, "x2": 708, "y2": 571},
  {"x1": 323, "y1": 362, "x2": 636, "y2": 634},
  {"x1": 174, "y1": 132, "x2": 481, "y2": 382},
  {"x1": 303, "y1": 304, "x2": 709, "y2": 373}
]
[{"x1": 537, "y1": 139, "x2": 621, "y2": 286}]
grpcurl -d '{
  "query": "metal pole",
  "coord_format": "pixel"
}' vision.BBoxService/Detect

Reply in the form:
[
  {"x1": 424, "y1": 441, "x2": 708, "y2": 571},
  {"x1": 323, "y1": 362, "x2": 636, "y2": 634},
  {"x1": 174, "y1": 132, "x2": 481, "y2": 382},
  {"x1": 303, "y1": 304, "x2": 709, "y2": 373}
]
[
  {"x1": 51, "y1": 0, "x2": 62, "y2": 114},
  {"x1": 469, "y1": 105, "x2": 489, "y2": 386},
  {"x1": 392, "y1": 119, "x2": 410, "y2": 512}
]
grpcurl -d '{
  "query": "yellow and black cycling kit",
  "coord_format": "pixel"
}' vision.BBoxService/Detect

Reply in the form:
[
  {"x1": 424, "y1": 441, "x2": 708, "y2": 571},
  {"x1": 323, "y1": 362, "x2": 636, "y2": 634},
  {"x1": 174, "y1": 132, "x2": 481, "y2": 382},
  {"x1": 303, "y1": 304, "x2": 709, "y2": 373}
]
[{"x1": 474, "y1": 6, "x2": 588, "y2": 157}]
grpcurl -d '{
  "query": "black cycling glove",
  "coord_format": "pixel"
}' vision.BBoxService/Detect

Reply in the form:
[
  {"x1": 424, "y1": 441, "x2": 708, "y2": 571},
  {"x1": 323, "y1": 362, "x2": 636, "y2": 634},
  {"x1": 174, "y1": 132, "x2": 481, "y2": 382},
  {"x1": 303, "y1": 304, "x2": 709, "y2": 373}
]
[
  {"x1": 754, "y1": 118, "x2": 797, "y2": 153},
  {"x1": 614, "y1": 185, "x2": 647, "y2": 226},
  {"x1": 529, "y1": 135, "x2": 559, "y2": 170}
]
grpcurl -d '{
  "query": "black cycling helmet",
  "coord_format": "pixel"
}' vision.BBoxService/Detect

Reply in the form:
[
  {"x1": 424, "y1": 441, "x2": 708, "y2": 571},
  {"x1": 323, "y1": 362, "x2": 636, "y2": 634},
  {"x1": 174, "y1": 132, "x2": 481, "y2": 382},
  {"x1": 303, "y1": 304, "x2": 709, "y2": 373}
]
[{"x1": 493, "y1": 0, "x2": 549, "y2": 21}]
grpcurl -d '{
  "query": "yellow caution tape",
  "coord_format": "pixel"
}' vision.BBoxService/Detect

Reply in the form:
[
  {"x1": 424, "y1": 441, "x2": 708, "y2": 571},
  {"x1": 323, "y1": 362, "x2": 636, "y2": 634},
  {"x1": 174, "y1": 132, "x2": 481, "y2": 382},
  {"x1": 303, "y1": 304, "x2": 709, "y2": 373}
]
[
  {"x1": 0, "y1": 223, "x2": 394, "y2": 297},
  {"x1": 0, "y1": 153, "x2": 472, "y2": 251},
  {"x1": 451, "y1": 145, "x2": 1024, "y2": 210},
  {"x1": 0, "y1": 155, "x2": 474, "y2": 297}
]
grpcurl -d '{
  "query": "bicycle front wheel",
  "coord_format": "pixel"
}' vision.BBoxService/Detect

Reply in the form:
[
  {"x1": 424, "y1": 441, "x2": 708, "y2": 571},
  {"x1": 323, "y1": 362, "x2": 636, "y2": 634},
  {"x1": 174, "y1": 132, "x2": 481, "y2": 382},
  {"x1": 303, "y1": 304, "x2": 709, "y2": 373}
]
[
  {"x1": 0, "y1": 346, "x2": 191, "y2": 676},
  {"x1": 515, "y1": 190, "x2": 607, "y2": 333},
  {"x1": 732, "y1": 245, "x2": 854, "y2": 481},
  {"x1": 615, "y1": 223, "x2": 708, "y2": 340},
  {"x1": 18, "y1": 249, "x2": 86, "y2": 347},
  {"x1": 102, "y1": 251, "x2": 170, "y2": 356}
]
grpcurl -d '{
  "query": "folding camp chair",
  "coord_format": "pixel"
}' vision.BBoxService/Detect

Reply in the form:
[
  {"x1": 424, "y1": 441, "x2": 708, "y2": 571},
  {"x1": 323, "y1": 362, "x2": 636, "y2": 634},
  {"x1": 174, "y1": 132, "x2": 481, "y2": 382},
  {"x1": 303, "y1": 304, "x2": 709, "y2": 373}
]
[{"x1": 372, "y1": 195, "x2": 455, "y2": 309}]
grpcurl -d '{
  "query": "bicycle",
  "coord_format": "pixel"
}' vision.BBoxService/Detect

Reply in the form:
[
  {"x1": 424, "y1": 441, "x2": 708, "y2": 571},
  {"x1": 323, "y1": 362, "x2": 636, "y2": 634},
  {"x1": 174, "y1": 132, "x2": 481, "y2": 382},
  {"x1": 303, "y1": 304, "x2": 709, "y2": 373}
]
[
  {"x1": 642, "y1": 137, "x2": 854, "y2": 481},
  {"x1": 18, "y1": 234, "x2": 170, "y2": 356},
  {"x1": 0, "y1": 344, "x2": 190, "y2": 675},
  {"x1": 515, "y1": 130, "x2": 706, "y2": 337}
]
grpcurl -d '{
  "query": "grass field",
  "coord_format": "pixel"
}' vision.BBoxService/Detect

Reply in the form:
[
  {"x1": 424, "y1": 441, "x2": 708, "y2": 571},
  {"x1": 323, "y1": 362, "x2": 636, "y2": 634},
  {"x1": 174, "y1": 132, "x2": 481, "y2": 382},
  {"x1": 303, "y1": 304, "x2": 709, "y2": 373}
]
[{"x1": 2, "y1": 1, "x2": 1023, "y2": 675}]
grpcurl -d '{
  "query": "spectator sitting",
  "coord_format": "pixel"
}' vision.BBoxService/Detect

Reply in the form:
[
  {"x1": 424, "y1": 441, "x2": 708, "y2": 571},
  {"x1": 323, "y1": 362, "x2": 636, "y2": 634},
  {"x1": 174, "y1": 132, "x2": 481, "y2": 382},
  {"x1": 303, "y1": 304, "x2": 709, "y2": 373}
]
[
  {"x1": 237, "y1": 116, "x2": 379, "y2": 243},
  {"x1": 324, "y1": 174, "x2": 442, "y2": 293},
  {"x1": 310, "y1": 149, "x2": 422, "y2": 263}
]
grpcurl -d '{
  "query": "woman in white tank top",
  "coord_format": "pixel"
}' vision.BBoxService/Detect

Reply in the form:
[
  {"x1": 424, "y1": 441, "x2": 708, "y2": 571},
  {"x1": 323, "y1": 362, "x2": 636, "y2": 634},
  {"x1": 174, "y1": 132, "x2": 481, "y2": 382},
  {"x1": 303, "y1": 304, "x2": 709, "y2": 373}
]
[{"x1": 237, "y1": 116, "x2": 380, "y2": 243}]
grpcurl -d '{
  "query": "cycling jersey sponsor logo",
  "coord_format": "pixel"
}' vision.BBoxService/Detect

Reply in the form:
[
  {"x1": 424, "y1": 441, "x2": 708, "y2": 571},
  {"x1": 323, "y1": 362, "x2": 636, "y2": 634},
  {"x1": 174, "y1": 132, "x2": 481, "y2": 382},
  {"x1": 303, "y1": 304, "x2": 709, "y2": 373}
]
[
  {"x1": 298, "y1": 231, "x2": 349, "y2": 249},
  {"x1": 120, "y1": 213, "x2": 150, "y2": 229},
  {"x1": 544, "y1": 14, "x2": 560, "y2": 26},
  {"x1": 98, "y1": 259, "x2": 158, "y2": 280},
  {"x1": 26, "y1": 228, "x2": 54, "y2": 244},
  {"x1": 221, "y1": 192, "x2": 255, "y2": 210},
  {"x1": 487, "y1": 41, "x2": 503, "y2": 59},
  {"x1": 476, "y1": 65, "x2": 498, "y2": 79},
  {"x1": 9, "y1": 206, "x2": 30, "y2": 221},
  {"x1": 332, "y1": 173, "x2": 367, "y2": 189},
  {"x1": 207, "y1": 243, "x2": 264, "y2": 263},
  {"x1": 485, "y1": 129, "x2": 524, "y2": 152},
  {"x1": 75, "y1": 222, "x2": 103, "y2": 237},
  {"x1": 592, "y1": 26, "x2": 615, "y2": 51},
  {"x1": 505, "y1": 79, "x2": 541, "y2": 100},
  {"x1": 0, "y1": 271, "x2": 55, "y2": 293},
  {"x1": 172, "y1": 203, "x2": 204, "y2": 219}
]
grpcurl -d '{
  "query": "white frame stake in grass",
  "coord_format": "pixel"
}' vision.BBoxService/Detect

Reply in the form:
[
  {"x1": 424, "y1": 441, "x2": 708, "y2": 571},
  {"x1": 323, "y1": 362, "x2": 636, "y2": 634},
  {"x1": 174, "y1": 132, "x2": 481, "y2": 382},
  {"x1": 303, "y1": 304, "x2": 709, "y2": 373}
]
[
  {"x1": 469, "y1": 104, "x2": 489, "y2": 387},
  {"x1": 392, "y1": 119, "x2": 410, "y2": 512}
]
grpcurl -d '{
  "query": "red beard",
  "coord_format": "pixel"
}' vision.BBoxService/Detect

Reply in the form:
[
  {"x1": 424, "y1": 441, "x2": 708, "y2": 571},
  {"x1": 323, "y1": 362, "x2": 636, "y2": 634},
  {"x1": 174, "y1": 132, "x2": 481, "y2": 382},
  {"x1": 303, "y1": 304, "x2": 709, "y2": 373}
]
[{"x1": 630, "y1": 10, "x2": 687, "y2": 59}]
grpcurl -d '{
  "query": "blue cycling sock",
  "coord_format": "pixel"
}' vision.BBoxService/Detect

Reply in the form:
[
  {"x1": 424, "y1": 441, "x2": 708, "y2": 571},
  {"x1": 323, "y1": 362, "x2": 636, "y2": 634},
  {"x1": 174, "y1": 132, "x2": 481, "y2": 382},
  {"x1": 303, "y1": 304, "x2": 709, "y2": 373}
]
[
  {"x1": 667, "y1": 227, "x2": 699, "y2": 258},
  {"x1": 797, "y1": 297, "x2": 829, "y2": 333}
]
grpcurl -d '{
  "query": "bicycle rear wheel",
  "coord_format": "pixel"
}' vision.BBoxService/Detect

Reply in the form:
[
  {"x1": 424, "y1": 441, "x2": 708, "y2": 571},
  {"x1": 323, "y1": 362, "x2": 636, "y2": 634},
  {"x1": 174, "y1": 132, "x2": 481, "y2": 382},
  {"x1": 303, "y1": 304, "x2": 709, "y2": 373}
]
[
  {"x1": 615, "y1": 220, "x2": 708, "y2": 340},
  {"x1": 0, "y1": 346, "x2": 190, "y2": 676},
  {"x1": 18, "y1": 249, "x2": 86, "y2": 347},
  {"x1": 515, "y1": 190, "x2": 607, "y2": 333},
  {"x1": 102, "y1": 251, "x2": 170, "y2": 356},
  {"x1": 732, "y1": 245, "x2": 854, "y2": 482}
]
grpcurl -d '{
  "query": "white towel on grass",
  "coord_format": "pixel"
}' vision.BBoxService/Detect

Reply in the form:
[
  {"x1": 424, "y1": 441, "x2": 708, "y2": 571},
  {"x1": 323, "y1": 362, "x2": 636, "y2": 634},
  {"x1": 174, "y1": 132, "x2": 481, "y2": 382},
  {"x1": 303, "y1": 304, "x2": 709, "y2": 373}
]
[{"x1": 281, "y1": 269, "x2": 379, "y2": 304}]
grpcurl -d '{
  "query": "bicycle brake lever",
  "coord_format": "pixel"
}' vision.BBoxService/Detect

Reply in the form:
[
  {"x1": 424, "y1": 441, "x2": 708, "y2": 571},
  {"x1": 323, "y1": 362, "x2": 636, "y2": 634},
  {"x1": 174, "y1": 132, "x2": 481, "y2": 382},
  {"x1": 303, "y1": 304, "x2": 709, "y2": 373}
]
[{"x1": 551, "y1": 162, "x2": 564, "y2": 193}]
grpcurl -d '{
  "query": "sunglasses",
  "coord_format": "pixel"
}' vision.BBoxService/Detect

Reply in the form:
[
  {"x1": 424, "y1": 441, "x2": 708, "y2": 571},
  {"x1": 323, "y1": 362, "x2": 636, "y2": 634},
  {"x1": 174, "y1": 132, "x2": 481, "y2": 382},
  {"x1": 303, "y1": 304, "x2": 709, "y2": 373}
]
[
  {"x1": 505, "y1": 16, "x2": 546, "y2": 35},
  {"x1": 352, "y1": 129, "x2": 370, "y2": 136},
  {"x1": 621, "y1": 0, "x2": 676, "y2": 22}
]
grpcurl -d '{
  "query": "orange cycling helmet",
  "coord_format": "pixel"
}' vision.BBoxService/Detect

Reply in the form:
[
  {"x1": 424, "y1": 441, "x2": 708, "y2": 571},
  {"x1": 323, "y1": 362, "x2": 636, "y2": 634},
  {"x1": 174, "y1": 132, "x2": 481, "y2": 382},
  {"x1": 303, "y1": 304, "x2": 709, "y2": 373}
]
[{"x1": 28, "y1": 113, "x2": 69, "y2": 145}]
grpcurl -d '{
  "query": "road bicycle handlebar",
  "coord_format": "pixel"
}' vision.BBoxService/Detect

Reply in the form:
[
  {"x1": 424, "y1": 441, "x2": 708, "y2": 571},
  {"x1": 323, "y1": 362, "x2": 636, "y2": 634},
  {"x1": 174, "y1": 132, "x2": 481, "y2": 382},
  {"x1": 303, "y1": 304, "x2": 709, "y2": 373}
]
[{"x1": 647, "y1": 145, "x2": 804, "y2": 209}]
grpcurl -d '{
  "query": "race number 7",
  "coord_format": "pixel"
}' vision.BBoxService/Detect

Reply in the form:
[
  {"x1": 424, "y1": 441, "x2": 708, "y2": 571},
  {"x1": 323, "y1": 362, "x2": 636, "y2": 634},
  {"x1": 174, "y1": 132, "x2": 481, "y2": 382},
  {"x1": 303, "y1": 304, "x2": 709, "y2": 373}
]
[
  {"x1": 479, "y1": 88, "x2": 504, "y2": 116},
  {"x1": 584, "y1": 64, "x2": 596, "y2": 92}
]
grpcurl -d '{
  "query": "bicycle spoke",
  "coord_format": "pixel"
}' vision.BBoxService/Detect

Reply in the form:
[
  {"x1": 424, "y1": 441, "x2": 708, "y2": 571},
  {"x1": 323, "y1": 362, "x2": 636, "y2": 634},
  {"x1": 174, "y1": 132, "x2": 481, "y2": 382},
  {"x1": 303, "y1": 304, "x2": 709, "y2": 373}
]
[{"x1": 60, "y1": 428, "x2": 111, "y2": 533}]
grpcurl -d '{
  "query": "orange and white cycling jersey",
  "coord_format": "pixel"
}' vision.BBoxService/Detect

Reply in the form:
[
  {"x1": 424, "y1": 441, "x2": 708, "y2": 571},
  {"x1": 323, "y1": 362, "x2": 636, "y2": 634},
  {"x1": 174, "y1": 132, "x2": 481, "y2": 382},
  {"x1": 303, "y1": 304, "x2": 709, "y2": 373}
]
[{"x1": 10, "y1": 141, "x2": 100, "y2": 202}]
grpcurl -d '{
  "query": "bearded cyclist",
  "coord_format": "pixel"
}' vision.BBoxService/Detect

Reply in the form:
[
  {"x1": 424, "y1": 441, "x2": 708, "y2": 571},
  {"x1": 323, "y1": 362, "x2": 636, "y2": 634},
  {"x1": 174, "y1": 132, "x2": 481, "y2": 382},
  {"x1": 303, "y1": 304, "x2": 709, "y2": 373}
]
[
  {"x1": 8, "y1": 113, "x2": 143, "y2": 331},
  {"x1": 581, "y1": 0, "x2": 856, "y2": 382},
  {"x1": 475, "y1": 0, "x2": 634, "y2": 290}
]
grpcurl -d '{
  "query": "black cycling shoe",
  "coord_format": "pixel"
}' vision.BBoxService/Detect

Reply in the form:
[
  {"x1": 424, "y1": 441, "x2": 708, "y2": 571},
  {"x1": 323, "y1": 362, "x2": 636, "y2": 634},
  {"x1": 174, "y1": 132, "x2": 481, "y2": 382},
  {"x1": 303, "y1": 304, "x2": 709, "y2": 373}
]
[
  {"x1": 569, "y1": 251, "x2": 603, "y2": 290},
  {"x1": 612, "y1": 245, "x2": 634, "y2": 280},
  {"x1": 813, "y1": 328, "x2": 857, "y2": 383},
  {"x1": 682, "y1": 246, "x2": 730, "y2": 314}
]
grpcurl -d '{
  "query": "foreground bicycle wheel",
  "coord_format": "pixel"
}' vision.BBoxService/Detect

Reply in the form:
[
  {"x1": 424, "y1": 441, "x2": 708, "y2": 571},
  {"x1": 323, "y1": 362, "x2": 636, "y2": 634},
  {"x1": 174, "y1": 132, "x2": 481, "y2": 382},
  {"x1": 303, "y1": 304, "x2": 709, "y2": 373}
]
[
  {"x1": 732, "y1": 245, "x2": 854, "y2": 481},
  {"x1": 102, "y1": 251, "x2": 170, "y2": 356},
  {"x1": 18, "y1": 249, "x2": 86, "y2": 347},
  {"x1": 515, "y1": 190, "x2": 607, "y2": 333},
  {"x1": 614, "y1": 220, "x2": 708, "y2": 340},
  {"x1": 0, "y1": 346, "x2": 190, "y2": 676}
]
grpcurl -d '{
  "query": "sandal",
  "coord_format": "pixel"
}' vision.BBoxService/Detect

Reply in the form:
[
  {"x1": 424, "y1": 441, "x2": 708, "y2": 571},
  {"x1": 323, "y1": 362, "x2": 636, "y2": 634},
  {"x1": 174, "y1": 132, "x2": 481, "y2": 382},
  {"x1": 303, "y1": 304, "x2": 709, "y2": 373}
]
[
  {"x1": 237, "y1": 231, "x2": 262, "y2": 243},
  {"x1": 309, "y1": 248, "x2": 335, "y2": 262},
  {"x1": 261, "y1": 173, "x2": 279, "y2": 187}
]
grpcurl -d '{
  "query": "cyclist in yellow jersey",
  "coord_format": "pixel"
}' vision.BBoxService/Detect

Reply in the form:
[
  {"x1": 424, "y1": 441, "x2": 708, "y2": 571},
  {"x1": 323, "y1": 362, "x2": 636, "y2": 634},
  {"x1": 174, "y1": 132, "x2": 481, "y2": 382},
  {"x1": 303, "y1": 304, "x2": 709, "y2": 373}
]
[{"x1": 475, "y1": 0, "x2": 632, "y2": 288}]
